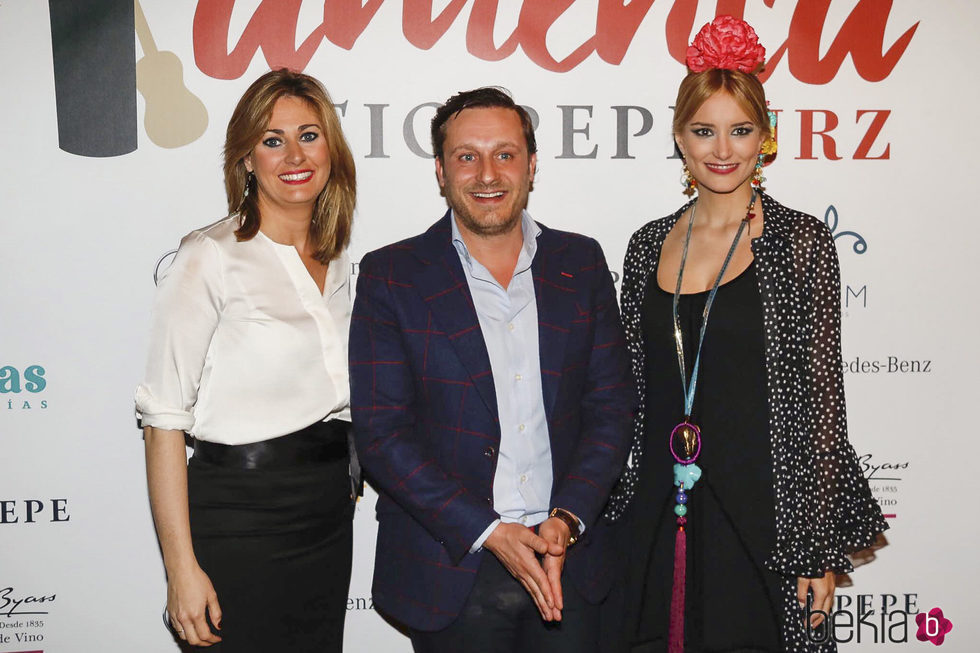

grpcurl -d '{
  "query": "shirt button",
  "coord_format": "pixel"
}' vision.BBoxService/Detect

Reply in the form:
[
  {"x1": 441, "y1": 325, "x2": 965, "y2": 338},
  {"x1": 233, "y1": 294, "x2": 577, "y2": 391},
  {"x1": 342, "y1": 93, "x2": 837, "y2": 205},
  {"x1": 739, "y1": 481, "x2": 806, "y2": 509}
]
[
  {"x1": 520, "y1": 516, "x2": 528, "y2": 524},
  {"x1": 518, "y1": 424, "x2": 526, "y2": 432},
  {"x1": 484, "y1": 447, "x2": 495, "y2": 458},
  {"x1": 508, "y1": 323, "x2": 515, "y2": 331},
  {"x1": 515, "y1": 374, "x2": 522, "y2": 381},
  {"x1": 520, "y1": 474, "x2": 527, "y2": 484}
]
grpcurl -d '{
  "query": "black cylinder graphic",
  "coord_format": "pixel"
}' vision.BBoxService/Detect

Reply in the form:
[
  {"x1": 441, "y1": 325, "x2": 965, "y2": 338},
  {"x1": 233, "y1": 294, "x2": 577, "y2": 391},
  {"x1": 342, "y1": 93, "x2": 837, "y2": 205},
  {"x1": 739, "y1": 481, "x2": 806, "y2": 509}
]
[{"x1": 48, "y1": 0, "x2": 137, "y2": 157}]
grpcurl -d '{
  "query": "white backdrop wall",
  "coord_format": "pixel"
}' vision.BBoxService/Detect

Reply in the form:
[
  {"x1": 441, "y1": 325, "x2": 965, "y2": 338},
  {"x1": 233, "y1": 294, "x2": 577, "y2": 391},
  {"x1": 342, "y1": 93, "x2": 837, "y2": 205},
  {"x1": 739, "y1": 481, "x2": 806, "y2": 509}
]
[{"x1": 1, "y1": 1, "x2": 975, "y2": 651}]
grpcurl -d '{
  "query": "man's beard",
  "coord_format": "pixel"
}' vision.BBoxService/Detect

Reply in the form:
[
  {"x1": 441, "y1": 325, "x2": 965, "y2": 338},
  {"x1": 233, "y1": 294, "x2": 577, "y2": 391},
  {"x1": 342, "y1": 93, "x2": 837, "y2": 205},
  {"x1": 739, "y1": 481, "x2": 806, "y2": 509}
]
[{"x1": 447, "y1": 183, "x2": 529, "y2": 238}]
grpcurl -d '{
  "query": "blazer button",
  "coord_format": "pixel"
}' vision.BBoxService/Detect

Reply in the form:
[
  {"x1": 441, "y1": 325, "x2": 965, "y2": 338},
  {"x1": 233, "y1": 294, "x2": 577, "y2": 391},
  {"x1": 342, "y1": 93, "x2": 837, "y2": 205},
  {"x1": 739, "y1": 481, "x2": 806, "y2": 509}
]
[{"x1": 484, "y1": 447, "x2": 495, "y2": 458}]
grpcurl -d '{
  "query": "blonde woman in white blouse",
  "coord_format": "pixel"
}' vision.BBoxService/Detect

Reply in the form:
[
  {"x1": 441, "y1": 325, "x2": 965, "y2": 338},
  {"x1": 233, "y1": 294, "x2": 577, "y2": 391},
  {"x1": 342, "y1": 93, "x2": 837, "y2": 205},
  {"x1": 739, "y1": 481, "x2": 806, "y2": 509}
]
[{"x1": 136, "y1": 70, "x2": 357, "y2": 652}]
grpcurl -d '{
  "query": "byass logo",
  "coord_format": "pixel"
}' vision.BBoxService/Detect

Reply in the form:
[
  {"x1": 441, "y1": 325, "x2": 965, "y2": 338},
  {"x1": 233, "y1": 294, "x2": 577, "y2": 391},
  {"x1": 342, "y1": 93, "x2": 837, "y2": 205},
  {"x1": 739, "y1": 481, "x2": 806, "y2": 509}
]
[
  {"x1": 0, "y1": 365, "x2": 48, "y2": 411},
  {"x1": 0, "y1": 585, "x2": 56, "y2": 649}
]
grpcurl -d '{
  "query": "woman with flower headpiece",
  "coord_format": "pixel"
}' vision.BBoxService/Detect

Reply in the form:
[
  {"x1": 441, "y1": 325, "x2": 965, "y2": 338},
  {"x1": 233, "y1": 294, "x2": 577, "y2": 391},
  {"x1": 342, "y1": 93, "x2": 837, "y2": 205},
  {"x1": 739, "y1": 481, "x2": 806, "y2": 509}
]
[{"x1": 603, "y1": 16, "x2": 887, "y2": 652}]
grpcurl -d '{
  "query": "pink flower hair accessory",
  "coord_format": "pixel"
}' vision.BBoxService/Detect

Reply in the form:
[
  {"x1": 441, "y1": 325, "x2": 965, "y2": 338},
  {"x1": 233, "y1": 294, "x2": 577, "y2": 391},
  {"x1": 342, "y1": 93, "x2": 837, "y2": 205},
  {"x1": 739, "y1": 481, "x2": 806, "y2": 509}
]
[{"x1": 686, "y1": 15, "x2": 766, "y2": 74}]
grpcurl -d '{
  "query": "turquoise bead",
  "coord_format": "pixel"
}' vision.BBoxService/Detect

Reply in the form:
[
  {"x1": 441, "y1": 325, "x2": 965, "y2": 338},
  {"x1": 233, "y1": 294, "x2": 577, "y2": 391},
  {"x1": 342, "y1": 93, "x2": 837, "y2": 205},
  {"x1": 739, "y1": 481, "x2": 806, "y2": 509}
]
[{"x1": 674, "y1": 504, "x2": 688, "y2": 517}]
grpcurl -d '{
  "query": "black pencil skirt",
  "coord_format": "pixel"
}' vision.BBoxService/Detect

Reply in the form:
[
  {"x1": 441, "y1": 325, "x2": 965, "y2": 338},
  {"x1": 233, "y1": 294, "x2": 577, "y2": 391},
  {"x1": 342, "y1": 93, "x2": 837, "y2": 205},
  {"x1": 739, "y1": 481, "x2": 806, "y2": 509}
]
[{"x1": 185, "y1": 421, "x2": 354, "y2": 652}]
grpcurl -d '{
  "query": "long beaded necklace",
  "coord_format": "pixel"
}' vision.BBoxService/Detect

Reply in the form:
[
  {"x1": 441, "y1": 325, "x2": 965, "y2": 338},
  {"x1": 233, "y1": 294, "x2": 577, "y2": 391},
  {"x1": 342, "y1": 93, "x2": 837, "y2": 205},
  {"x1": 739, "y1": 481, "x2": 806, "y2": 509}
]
[{"x1": 667, "y1": 190, "x2": 758, "y2": 653}]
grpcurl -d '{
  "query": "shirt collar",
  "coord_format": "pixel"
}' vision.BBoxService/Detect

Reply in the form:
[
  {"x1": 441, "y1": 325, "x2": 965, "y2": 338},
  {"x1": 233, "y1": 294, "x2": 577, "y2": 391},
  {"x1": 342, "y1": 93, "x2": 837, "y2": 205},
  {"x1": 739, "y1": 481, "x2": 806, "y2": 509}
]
[{"x1": 451, "y1": 210, "x2": 541, "y2": 275}]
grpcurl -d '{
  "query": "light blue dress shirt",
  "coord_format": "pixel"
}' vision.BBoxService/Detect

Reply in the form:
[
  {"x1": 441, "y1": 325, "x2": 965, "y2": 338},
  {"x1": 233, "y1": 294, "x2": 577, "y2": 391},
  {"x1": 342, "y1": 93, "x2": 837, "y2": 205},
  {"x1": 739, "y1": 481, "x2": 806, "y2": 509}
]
[{"x1": 451, "y1": 211, "x2": 554, "y2": 552}]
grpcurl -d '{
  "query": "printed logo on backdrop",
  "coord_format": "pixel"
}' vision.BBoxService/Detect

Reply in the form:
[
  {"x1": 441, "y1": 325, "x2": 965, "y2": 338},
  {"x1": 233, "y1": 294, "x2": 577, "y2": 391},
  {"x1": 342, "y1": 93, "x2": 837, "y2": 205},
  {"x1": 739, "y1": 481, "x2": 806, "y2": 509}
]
[
  {"x1": 191, "y1": 0, "x2": 917, "y2": 80},
  {"x1": 0, "y1": 586, "x2": 55, "y2": 649},
  {"x1": 49, "y1": 1, "x2": 918, "y2": 158},
  {"x1": 0, "y1": 500, "x2": 70, "y2": 526},
  {"x1": 843, "y1": 356, "x2": 932, "y2": 376},
  {"x1": 347, "y1": 596, "x2": 374, "y2": 612},
  {"x1": 0, "y1": 366, "x2": 47, "y2": 412},
  {"x1": 858, "y1": 452, "x2": 908, "y2": 522},
  {"x1": 0, "y1": 500, "x2": 69, "y2": 650},
  {"x1": 49, "y1": 0, "x2": 208, "y2": 157},
  {"x1": 802, "y1": 592, "x2": 953, "y2": 646},
  {"x1": 834, "y1": 199, "x2": 935, "y2": 377},
  {"x1": 823, "y1": 204, "x2": 870, "y2": 314}
]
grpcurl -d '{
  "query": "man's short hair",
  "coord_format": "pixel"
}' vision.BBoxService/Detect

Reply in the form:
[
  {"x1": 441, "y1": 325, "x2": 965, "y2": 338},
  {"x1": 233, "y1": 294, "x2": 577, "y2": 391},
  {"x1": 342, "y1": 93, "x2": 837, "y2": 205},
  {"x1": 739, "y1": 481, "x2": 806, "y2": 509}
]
[{"x1": 430, "y1": 87, "x2": 537, "y2": 161}]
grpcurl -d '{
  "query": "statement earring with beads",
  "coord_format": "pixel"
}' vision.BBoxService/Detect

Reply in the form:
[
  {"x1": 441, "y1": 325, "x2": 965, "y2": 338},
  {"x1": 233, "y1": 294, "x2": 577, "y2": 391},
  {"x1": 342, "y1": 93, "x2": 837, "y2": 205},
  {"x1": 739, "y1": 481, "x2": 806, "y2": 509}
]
[{"x1": 681, "y1": 162, "x2": 697, "y2": 197}]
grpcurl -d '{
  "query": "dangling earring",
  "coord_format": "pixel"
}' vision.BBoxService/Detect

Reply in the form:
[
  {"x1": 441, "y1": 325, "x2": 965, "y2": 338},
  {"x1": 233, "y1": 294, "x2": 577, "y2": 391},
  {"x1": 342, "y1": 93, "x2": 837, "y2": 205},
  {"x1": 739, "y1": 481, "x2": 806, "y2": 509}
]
[
  {"x1": 681, "y1": 162, "x2": 697, "y2": 197},
  {"x1": 751, "y1": 153, "x2": 766, "y2": 192},
  {"x1": 237, "y1": 171, "x2": 253, "y2": 213},
  {"x1": 754, "y1": 124, "x2": 778, "y2": 192}
]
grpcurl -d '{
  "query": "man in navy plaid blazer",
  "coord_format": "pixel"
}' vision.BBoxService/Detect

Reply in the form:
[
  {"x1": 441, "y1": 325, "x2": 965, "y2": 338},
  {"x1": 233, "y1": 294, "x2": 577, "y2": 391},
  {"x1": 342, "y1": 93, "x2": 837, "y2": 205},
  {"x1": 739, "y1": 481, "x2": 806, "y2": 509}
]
[{"x1": 350, "y1": 88, "x2": 634, "y2": 651}]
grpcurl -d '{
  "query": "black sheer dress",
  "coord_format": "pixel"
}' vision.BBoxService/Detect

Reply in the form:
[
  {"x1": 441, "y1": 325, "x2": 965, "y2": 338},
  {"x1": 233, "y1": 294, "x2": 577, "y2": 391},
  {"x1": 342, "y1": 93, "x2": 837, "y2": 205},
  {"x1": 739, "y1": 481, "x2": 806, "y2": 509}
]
[{"x1": 626, "y1": 261, "x2": 789, "y2": 652}]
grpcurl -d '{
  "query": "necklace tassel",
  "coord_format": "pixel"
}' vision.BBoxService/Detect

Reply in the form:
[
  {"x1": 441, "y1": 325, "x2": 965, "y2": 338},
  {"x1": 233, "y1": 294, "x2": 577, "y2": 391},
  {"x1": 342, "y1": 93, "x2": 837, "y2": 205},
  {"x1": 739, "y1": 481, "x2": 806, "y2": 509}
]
[{"x1": 668, "y1": 523, "x2": 687, "y2": 653}]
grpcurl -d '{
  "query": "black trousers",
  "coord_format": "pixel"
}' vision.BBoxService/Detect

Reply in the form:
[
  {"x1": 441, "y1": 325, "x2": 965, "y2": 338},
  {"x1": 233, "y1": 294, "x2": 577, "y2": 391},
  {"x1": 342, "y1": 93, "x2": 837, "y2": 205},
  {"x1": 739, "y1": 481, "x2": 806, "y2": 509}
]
[{"x1": 410, "y1": 553, "x2": 600, "y2": 653}]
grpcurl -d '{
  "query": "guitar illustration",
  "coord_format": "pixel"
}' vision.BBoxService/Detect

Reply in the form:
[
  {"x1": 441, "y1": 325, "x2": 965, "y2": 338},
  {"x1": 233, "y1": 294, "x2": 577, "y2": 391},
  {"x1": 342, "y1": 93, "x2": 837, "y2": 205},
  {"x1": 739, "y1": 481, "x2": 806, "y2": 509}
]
[{"x1": 134, "y1": 0, "x2": 208, "y2": 148}]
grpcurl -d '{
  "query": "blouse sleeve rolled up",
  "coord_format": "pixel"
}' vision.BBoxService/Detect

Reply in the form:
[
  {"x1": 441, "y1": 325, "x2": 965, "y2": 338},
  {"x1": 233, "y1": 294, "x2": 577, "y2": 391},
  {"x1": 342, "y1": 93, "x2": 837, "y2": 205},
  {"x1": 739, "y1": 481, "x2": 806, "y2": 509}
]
[
  {"x1": 135, "y1": 231, "x2": 224, "y2": 432},
  {"x1": 805, "y1": 224, "x2": 887, "y2": 574}
]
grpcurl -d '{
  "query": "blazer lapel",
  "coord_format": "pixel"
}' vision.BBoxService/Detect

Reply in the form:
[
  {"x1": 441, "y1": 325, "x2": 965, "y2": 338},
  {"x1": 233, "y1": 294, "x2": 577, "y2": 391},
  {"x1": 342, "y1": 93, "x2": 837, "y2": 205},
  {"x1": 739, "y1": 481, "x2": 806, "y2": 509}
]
[
  {"x1": 413, "y1": 213, "x2": 499, "y2": 421},
  {"x1": 532, "y1": 226, "x2": 577, "y2": 424}
]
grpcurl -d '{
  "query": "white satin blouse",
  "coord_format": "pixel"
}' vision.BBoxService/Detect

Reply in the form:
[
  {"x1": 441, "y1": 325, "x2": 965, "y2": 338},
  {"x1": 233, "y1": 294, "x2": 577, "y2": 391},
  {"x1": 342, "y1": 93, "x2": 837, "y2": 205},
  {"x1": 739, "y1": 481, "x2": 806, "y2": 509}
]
[{"x1": 135, "y1": 216, "x2": 351, "y2": 445}]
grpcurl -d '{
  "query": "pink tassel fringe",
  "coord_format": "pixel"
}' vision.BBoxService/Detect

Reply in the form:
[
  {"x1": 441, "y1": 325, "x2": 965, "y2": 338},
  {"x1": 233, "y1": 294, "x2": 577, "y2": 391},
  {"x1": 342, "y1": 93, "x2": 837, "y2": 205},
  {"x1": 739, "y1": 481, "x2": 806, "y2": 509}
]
[{"x1": 667, "y1": 526, "x2": 686, "y2": 653}]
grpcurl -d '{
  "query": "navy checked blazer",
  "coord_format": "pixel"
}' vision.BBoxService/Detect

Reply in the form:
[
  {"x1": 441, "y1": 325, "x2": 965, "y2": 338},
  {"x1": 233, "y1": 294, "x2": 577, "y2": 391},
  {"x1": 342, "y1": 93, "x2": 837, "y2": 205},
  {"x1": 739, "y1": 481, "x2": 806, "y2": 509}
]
[{"x1": 350, "y1": 212, "x2": 635, "y2": 631}]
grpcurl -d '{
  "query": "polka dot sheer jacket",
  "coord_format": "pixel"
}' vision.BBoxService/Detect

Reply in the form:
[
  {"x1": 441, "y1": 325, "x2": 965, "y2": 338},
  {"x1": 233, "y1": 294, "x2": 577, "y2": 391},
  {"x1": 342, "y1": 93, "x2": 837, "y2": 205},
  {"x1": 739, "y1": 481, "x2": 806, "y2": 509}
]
[{"x1": 605, "y1": 192, "x2": 888, "y2": 580}]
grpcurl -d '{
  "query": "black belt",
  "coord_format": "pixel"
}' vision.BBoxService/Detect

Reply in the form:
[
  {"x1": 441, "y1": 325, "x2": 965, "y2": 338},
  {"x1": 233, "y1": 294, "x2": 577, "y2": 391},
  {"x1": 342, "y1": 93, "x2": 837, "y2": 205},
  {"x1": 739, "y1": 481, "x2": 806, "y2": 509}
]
[{"x1": 193, "y1": 420, "x2": 349, "y2": 470}]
